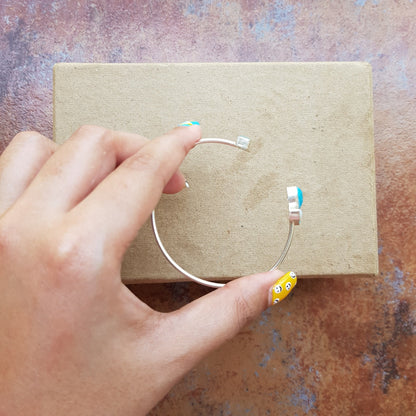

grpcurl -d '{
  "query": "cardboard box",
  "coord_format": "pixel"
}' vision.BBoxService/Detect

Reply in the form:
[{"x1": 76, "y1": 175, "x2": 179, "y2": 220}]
[{"x1": 54, "y1": 62, "x2": 378, "y2": 282}]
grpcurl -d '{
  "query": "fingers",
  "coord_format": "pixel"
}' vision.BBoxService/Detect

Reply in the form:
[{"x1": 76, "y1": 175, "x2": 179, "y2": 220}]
[
  {"x1": 0, "y1": 132, "x2": 57, "y2": 216},
  {"x1": 17, "y1": 126, "x2": 186, "y2": 216},
  {"x1": 19, "y1": 126, "x2": 148, "y2": 214},
  {"x1": 71, "y1": 124, "x2": 201, "y2": 257},
  {"x1": 160, "y1": 270, "x2": 296, "y2": 370},
  {"x1": 163, "y1": 170, "x2": 187, "y2": 194}
]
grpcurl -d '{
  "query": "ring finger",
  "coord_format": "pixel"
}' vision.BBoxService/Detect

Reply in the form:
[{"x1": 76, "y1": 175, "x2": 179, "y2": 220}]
[{"x1": 0, "y1": 131, "x2": 57, "y2": 216}]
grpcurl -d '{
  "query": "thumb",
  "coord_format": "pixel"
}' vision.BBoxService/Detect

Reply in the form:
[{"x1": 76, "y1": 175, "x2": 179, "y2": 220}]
[{"x1": 165, "y1": 269, "x2": 297, "y2": 367}]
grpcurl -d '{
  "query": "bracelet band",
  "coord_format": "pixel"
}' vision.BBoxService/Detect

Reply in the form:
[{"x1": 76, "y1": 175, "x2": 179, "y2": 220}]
[{"x1": 151, "y1": 137, "x2": 303, "y2": 288}]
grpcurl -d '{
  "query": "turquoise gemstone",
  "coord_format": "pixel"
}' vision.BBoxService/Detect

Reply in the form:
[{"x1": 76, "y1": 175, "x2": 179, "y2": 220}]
[{"x1": 297, "y1": 187, "x2": 303, "y2": 208}]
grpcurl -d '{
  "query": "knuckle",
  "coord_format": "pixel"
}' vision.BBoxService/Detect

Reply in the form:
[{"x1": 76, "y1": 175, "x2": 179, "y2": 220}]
[
  {"x1": 44, "y1": 231, "x2": 89, "y2": 278},
  {"x1": 124, "y1": 151, "x2": 163, "y2": 177},
  {"x1": 13, "y1": 130, "x2": 44, "y2": 143},
  {"x1": 74, "y1": 125, "x2": 114, "y2": 154},
  {"x1": 234, "y1": 294, "x2": 255, "y2": 329},
  {"x1": 225, "y1": 284, "x2": 256, "y2": 330},
  {"x1": 12, "y1": 131, "x2": 53, "y2": 152},
  {"x1": 75, "y1": 124, "x2": 108, "y2": 138}
]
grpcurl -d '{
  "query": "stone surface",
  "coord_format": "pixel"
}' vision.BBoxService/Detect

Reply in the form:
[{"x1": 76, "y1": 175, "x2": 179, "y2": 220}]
[{"x1": 1, "y1": 1, "x2": 415, "y2": 414}]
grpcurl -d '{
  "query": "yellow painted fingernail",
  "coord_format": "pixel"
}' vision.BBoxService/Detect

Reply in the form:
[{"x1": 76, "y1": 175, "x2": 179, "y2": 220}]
[{"x1": 269, "y1": 271, "x2": 297, "y2": 306}]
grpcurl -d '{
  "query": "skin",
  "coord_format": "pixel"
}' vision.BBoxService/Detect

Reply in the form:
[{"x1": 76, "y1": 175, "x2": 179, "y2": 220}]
[{"x1": 0, "y1": 125, "x2": 284, "y2": 415}]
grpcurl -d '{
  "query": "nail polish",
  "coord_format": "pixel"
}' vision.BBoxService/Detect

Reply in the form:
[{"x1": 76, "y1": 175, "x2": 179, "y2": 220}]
[
  {"x1": 178, "y1": 121, "x2": 200, "y2": 126},
  {"x1": 269, "y1": 271, "x2": 297, "y2": 305}
]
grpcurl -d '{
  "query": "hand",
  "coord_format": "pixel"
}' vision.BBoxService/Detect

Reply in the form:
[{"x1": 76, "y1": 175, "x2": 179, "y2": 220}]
[{"x1": 0, "y1": 124, "x2": 289, "y2": 415}]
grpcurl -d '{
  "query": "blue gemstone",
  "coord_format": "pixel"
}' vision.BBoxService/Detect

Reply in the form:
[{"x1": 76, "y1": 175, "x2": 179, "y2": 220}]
[{"x1": 297, "y1": 187, "x2": 303, "y2": 208}]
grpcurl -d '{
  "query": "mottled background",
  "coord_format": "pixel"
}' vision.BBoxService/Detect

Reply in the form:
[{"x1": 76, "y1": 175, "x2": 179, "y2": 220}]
[{"x1": 1, "y1": 1, "x2": 415, "y2": 415}]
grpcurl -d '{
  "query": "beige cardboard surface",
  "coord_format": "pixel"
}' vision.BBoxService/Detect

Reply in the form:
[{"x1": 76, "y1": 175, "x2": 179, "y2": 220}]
[{"x1": 53, "y1": 62, "x2": 378, "y2": 282}]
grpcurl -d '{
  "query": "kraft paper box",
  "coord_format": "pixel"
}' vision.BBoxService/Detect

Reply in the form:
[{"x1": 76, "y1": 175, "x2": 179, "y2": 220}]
[{"x1": 53, "y1": 62, "x2": 378, "y2": 282}]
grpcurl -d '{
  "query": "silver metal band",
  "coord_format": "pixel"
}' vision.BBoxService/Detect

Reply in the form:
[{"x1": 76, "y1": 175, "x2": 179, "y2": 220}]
[{"x1": 151, "y1": 137, "x2": 303, "y2": 289}]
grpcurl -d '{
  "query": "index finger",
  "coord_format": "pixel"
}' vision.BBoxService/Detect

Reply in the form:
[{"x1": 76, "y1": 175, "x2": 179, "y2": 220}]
[{"x1": 69, "y1": 124, "x2": 201, "y2": 259}]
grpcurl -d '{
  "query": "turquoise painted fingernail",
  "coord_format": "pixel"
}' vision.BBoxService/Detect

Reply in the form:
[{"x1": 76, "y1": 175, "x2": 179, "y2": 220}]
[{"x1": 178, "y1": 121, "x2": 200, "y2": 126}]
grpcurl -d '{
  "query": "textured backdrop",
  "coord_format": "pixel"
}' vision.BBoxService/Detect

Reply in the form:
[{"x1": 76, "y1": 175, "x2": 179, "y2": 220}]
[{"x1": 1, "y1": 1, "x2": 415, "y2": 415}]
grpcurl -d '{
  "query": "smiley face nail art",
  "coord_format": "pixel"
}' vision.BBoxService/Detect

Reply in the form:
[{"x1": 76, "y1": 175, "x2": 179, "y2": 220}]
[{"x1": 270, "y1": 271, "x2": 297, "y2": 305}]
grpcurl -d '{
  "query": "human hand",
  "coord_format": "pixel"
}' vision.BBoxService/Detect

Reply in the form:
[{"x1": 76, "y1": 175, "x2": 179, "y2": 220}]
[{"x1": 0, "y1": 124, "x2": 293, "y2": 415}]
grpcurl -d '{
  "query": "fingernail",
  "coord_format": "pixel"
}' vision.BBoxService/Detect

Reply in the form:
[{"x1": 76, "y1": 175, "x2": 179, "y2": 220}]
[
  {"x1": 178, "y1": 121, "x2": 200, "y2": 127},
  {"x1": 269, "y1": 271, "x2": 297, "y2": 306}
]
